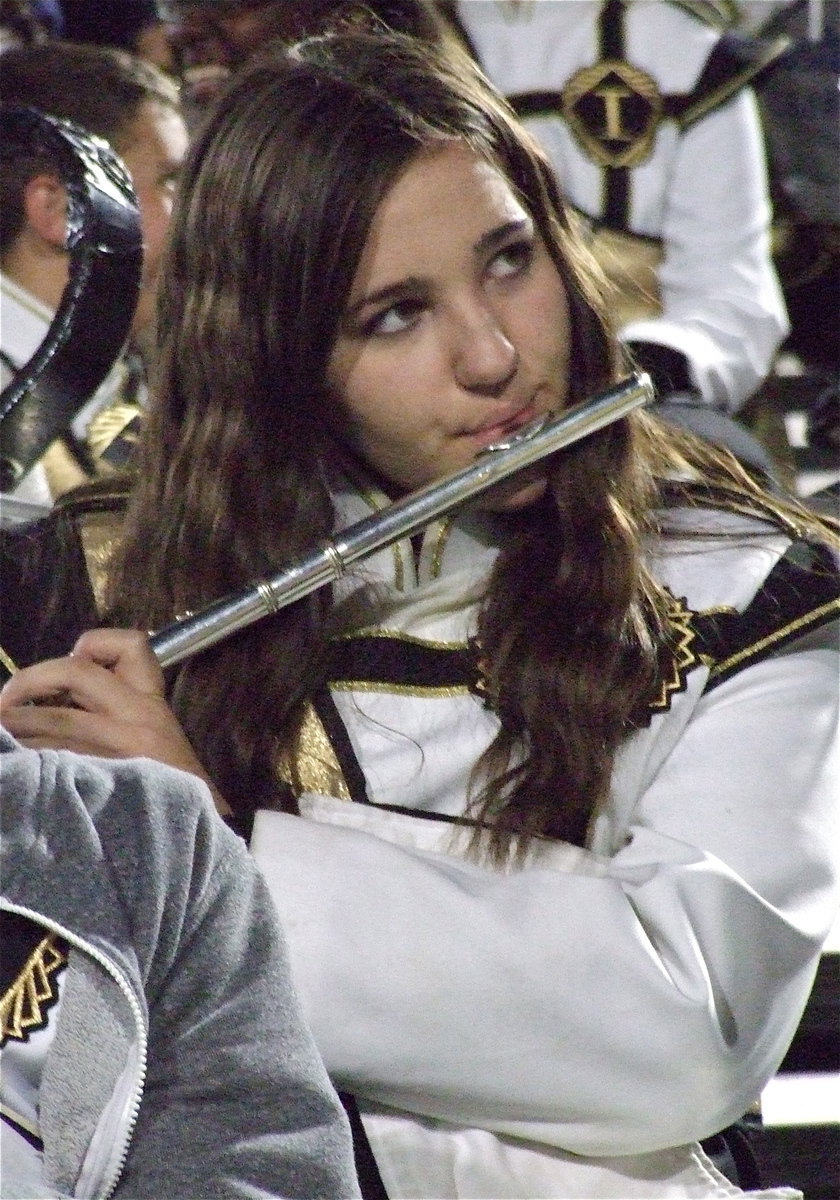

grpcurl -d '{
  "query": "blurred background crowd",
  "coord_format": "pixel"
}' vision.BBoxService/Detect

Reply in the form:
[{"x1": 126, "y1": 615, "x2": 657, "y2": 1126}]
[{"x1": 1, "y1": 0, "x2": 837, "y2": 514}]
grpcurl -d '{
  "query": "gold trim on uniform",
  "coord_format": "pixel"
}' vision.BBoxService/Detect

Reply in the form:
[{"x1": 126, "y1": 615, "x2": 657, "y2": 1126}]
[
  {"x1": 427, "y1": 517, "x2": 455, "y2": 580},
  {"x1": 334, "y1": 628, "x2": 469, "y2": 651},
  {"x1": 562, "y1": 60, "x2": 662, "y2": 169},
  {"x1": 41, "y1": 439, "x2": 88, "y2": 502},
  {"x1": 86, "y1": 401, "x2": 142, "y2": 465},
  {"x1": 277, "y1": 701, "x2": 351, "y2": 801},
  {"x1": 351, "y1": 481, "x2": 408, "y2": 591},
  {"x1": 708, "y1": 597, "x2": 840, "y2": 680},
  {"x1": 78, "y1": 511, "x2": 122, "y2": 615},
  {"x1": 650, "y1": 593, "x2": 706, "y2": 711},
  {"x1": 1, "y1": 933, "x2": 68, "y2": 1045},
  {"x1": 671, "y1": 0, "x2": 740, "y2": 30},
  {"x1": 0, "y1": 644, "x2": 18, "y2": 677},
  {"x1": 332, "y1": 680, "x2": 470, "y2": 699}
]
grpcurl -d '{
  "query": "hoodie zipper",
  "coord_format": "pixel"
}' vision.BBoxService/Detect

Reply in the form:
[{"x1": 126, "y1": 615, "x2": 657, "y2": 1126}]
[{"x1": 1, "y1": 902, "x2": 148, "y2": 1199}]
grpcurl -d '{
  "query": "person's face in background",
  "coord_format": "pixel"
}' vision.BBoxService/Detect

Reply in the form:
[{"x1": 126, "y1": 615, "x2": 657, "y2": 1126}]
[
  {"x1": 116, "y1": 97, "x2": 189, "y2": 342},
  {"x1": 169, "y1": 1, "x2": 306, "y2": 104},
  {"x1": 133, "y1": 19, "x2": 179, "y2": 74},
  {"x1": 327, "y1": 141, "x2": 572, "y2": 509}
]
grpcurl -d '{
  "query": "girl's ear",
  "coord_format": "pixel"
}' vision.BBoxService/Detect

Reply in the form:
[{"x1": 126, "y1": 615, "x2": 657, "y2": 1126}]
[{"x1": 22, "y1": 172, "x2": 69, "y2": 247}]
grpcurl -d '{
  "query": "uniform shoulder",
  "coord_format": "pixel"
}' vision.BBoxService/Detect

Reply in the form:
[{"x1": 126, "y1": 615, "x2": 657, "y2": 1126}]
[{"x1": 661, "y1": 0, "x2": 739, "y2": 28}]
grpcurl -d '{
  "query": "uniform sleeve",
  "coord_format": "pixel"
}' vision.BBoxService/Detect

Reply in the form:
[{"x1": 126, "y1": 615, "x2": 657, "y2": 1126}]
[
  {"x1": 620, "y1": 88, "x2": 789, "y2": 413},
  {"x1": 251, "y1": 638, "x2": 839, "y2": 1158}
]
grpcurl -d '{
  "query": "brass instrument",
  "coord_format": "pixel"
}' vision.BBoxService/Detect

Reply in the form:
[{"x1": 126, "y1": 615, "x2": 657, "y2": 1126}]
[{"x1": 150, "y1": 373, "x2": 654, "y2": 668}]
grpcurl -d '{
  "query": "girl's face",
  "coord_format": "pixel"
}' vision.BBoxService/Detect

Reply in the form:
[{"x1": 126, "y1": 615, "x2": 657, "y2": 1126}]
[{"x1": 326, "y1": 141, "x2": 572, "y2": 509}]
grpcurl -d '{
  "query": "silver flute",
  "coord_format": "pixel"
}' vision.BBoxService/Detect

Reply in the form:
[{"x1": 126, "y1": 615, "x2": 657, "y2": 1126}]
[{"x1": 150, "y1": 372, "x2": 654, "y2": 668}]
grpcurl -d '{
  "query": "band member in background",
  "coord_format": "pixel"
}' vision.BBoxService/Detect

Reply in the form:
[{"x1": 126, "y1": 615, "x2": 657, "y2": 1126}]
[
  {"x1": 166, "y1": 0, "x2": 449, "y2": 114},
  {"x1": 0, "y1": 42, "x2": 188, "y2": 505},
  {"x1": 442, "y1": 0, "x2": 793, "y2": 477}
]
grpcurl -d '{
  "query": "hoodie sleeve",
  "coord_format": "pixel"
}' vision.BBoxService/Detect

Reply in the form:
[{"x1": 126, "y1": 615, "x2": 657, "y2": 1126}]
[
  {"x1": 114, "y1": 793, "x2": 361, "y2": 1200},
  {"x1": 0, "y1": 731, "x2": 360, "y2": 1200},
  {"x1": 112, "y1": 788, "x2": 360, "y2": 1200}
]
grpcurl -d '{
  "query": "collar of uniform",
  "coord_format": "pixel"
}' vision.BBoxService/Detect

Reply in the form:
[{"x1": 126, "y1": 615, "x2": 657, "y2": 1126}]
[
  {"x1": 330, "y1": 471, "x2": 508, "y2": 603},
  {"x1": 0, "y1": 274, "x2": 54, "y2": 371}
]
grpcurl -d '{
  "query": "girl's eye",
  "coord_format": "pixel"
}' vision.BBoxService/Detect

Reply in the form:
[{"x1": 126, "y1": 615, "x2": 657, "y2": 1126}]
[
  {"x1": 488, "y1": 239, "x2": 534, "y2": 280},
  {"x1": 364, "y1": 298, "x2": 425, "y2": 337}
]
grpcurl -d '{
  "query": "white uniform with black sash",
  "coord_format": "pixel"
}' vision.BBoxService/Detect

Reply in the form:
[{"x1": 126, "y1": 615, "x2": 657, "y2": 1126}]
[
  {"x1": 0, "y1": 274, "x2": 144, "y2": 509},
  {"x1": 450, "y1": 0, "x2": 789, "y2": 413},
  {"x1": 0, "y1": 277, "x2": 55, "y2": 507},
  {"x1": 251, "y1": 480, "x2": 838, "y2": 1199}
]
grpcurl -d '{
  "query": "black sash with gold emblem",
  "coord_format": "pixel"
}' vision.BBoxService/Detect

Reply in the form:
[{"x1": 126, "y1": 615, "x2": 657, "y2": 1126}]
[{"x1": 501, "y1": 0, "x2": 789, "y2": 230}]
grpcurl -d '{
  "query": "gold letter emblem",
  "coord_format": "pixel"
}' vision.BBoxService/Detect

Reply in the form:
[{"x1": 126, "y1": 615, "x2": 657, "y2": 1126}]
[{"x1": 562, "y1": 60, "x2": 662, "y2": 169}]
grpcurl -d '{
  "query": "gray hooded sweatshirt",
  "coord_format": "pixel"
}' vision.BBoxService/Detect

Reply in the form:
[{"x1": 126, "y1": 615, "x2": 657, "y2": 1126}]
[{"x1": 0, "y1": 730, "x2": 361, "y2": 1200}]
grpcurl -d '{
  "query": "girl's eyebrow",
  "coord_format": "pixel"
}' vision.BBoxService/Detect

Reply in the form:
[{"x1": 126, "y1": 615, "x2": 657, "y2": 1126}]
[
  {"x1": 344, "y1": 218, "x2": 533, "y2": 322},
  {"x1": 345, "y1": 275, "x2": 426, "y2": 322},
  {"x1": 475, "y1": 217, "x2": 532, "y2": 257}
]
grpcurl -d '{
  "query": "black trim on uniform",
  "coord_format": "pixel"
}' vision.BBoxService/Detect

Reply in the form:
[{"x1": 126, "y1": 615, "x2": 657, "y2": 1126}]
[
  {"x1": 1, "y1": 912, "x2": 55, "y2": 997},
  {"x1": 338, "y1": 1092, "x2": 390, "y2": 1200},
  {"x1": 600, "y1": 0, "x2": 625, "y2": 59},
  {"x1": 603, "y1": 160, "x2": 630, "y2": 229},
  {"x1": 507, "y1": 91, "x2": 564, "y2": 122},
  {"x1": 361, "y1": 798, "x2": 483, "y2": 830},
  {"x1": 673, "y1": 31, "x2": 792, "y2": 131},
  {"x1": 307, "y1": 536, "x2": 836, "y2": 1200},
  {"x1": 502, "y1": 20, "x2": 788, "y2": 234},
  {"x1": 599, "y1": 0, "x2": 630, "y2": 226},
  {"x1": 508, "y1": 34, "x2": 788, "y2": 135},
  {"x1": 697, "y1": 541, "x2": 840, "y2": 692},
  {"x1": 312, "y1": 684, "x2": 372, "y2": 806},
  {"x1": 319, "y1": 540, "x2": 839, "y2": 725},
  {"x1": 1, "y1": 913, "x2": 68, "y2": 1048},
  {"x1": 1, "y1": 1110, "x2": 44, "y2": 1153},
  {"x1": 328, "y1": 636, "x2": 471, "y2": 691}
]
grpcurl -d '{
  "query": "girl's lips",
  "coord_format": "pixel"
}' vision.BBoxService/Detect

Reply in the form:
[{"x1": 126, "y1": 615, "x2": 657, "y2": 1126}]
[{"x1": 464, "y1": 403, "x2": 540, "y2": 448}]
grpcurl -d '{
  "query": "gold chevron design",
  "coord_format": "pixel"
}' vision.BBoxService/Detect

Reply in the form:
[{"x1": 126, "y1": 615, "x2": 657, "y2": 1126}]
[{"x1": 1, "y1": 933, "x2": 68, "y2": 1045}]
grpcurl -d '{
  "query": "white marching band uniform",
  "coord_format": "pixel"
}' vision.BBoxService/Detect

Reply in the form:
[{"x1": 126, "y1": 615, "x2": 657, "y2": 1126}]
[
  {"x1": 251, "y1": 476, "x2": 839, "y2": 1199},
  {"x1": 0, "y1": 272, "x2": 143, "y2": 515},
  {"x1": 1, "y1": 276, "x2": 59, "y2": 508},
  {"x1": 451, "y1": 0, "x2": 790, "y2": 413}
]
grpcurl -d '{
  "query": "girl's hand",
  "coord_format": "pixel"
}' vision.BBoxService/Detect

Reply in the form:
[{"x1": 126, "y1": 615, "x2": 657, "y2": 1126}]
[{"x1": 0, "y1": 628, "x2": 232, "y2": 814}]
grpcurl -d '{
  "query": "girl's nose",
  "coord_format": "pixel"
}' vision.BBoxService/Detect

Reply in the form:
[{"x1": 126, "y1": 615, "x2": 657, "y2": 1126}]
[{"x1": 451, "y1": 306, "x2": 519, "y2": 396}]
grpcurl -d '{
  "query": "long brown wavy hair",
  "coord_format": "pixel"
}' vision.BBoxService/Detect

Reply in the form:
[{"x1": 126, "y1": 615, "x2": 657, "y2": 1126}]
[{"x1": 106, "y1": 27, "x2": 835, "y2": 860}]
